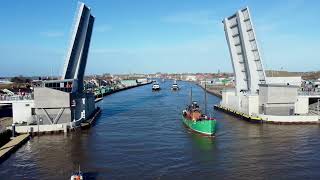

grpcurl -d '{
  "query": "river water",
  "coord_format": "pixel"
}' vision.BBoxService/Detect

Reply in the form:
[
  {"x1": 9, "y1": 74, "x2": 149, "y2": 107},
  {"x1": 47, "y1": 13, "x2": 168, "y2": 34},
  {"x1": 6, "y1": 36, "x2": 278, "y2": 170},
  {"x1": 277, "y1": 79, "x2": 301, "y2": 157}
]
[{"x1": 1, "y1": 81, "x2": 320, "y2": 179}]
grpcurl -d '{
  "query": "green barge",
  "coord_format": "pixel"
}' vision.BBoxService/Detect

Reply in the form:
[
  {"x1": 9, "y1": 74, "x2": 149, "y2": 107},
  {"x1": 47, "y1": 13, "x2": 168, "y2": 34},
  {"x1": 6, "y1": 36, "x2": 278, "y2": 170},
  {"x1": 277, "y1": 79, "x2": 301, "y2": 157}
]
[
  {"x1": 182, "y1": 101, "x2": 217, "y2": 136},
  {"x1": 182, "y1": 115, "x2": 217, "y2": 136}
]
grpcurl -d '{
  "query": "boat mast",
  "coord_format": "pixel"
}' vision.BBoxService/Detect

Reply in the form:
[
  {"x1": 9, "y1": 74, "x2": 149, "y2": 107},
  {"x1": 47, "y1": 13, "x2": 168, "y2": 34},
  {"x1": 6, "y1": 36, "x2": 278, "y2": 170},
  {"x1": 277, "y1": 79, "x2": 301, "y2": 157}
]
[
  {"x1": 190, "y1": 87, "x2": 193, "y2": 104},
  {"x1": 204, "y1": 81, "x2": 207, "y2": 115}
]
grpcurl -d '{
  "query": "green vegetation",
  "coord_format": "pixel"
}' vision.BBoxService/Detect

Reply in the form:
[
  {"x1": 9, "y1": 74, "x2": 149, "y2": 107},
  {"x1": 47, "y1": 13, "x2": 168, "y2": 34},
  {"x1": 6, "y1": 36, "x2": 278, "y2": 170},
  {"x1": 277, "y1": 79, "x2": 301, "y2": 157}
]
[{"x1": 10, "y1": 76, "x2": 31, "y2": 84}]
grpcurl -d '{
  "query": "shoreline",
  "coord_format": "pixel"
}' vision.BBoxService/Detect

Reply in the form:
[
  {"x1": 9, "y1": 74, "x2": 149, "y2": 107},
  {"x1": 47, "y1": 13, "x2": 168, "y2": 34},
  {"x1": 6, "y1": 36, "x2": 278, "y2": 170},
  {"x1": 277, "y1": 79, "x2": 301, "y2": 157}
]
[
  {"x1": 94, "y1": 81, "x2": 152, "y2": 100},
  {"x1": 197, "y1": 83, "x2": 223, "y2": 98}
]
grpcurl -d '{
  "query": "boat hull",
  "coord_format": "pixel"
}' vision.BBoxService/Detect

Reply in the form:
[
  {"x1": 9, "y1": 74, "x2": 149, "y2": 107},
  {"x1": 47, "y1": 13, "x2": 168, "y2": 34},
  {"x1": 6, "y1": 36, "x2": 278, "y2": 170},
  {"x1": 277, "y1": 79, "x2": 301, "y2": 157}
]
[{"x1": 182, "y1": 116, "x2": 216, "y2": 136}]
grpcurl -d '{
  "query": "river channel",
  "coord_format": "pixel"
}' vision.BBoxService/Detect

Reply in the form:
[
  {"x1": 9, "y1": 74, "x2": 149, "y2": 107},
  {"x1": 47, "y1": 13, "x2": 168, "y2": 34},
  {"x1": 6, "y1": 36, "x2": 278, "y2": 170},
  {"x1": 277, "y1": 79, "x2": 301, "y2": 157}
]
[{"x1": 1, "y1": 80, "x2": 320, "y2": 179}]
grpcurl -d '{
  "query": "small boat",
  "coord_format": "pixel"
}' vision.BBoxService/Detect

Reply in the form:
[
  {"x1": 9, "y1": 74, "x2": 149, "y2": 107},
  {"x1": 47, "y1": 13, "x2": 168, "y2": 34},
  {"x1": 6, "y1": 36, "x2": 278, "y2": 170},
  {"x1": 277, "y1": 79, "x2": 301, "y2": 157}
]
[
  {"x1": 70, "y1": 165, "x2": 83, "y2": 180},
  {"x1": 182, "y1": 87, "x2": 216, "y2": 136},
  {"x1": 171, "y1": 80, "x2": 180, "y2": 91},
  {"x1": 152, "y1": 82, "x2": 161, "y2": 91}
]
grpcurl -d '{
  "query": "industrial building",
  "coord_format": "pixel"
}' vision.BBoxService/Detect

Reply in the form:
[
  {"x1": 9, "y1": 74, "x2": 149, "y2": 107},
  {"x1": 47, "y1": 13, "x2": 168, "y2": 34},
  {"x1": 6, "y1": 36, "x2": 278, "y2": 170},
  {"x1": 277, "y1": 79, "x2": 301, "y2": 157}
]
[{"x1": 219, "y1": 7, "x2": 320, "y2": 123}]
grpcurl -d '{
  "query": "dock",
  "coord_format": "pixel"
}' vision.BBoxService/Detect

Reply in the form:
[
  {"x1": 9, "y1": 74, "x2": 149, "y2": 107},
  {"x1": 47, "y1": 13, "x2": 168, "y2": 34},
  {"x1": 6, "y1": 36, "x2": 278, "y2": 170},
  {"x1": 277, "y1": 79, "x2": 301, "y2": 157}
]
[
  {"x1": 0, "y1": 134, "x2": 30, "y2": 163},
  {"x1": 95, "y1": 97, "x2": 103, "y2": 103},
  {"x1": 214, "y1": 104, "x2": 319, "y2": 124},
  {"x1": 214, "y1": 104, "x2": 262, "y2": 123},
  {"x1": 198, "y1": 84, "x2": 222, "y2": 98},
  {"x1": 94, "y1": 81, "x2": 152, "y2": 99},
  {"x1": 81, "y1": 107, "x2": 102, "y2": 129}
]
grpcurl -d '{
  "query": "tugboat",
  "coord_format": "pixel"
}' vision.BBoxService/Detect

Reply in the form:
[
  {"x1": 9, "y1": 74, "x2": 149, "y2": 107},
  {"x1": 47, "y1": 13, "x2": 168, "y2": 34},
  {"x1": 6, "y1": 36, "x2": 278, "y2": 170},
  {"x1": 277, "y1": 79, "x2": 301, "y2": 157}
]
[
  {"x1": 70, "y1": 165, "x2": 83, "y2": 180},
  {"x1": 171, "y1": 80, "x2": 180, "y2": 91},
  {"x1": 182, "y1": 87, "x2": 216, "y2": 136},
  {"x1": 152, "y1": 82, "x2": 161, "y2": 91}
]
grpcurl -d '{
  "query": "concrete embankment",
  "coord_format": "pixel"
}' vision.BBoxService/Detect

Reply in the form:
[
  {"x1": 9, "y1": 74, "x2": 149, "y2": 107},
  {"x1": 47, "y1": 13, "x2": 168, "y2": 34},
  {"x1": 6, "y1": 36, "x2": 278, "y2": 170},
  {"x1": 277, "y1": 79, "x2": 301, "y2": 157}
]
[
  {"x1": 107, "y1": 82, "x2": 152, "y2": 95},
  {"x1": 0, "y1": 133, "x2": 30, "y2": 163},
  {"x1": 95, "y1": 98, "x2": 103, "y2": 103},
  {"x1": 197, "y1": 84, "x2": 223, "y2": 98},
  {"x1": 214, "y1": 104, "x2": 263, "y2": 123},
  {"x1": 95, "y1": 82, "x2": 152, "y2": 100},
  {"x1": 81, "y1": 107, "x2": 102, "y2": 129},
  {"x1": 214, "y1": 104, "x2": 319, "y2": 124},
  {"x1": 14, "y1": 107, "x2": 102, "y2": 135}
]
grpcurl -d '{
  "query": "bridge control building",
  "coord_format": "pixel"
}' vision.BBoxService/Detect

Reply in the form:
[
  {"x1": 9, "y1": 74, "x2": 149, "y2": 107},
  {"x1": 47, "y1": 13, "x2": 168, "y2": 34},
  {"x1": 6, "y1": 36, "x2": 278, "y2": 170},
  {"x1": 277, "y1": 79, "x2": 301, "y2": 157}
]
[
  {"x1": 0, "y1": 3, "x2": 96, "y2": 132},
  {"x1": 219, "y1": 7, "x2": 320, "y2": 123}
]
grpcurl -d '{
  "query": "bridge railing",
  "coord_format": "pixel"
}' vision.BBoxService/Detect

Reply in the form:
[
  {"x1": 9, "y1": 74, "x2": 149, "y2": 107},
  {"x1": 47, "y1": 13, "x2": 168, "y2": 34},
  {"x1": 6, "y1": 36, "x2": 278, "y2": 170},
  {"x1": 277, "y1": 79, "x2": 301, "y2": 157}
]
[
  {"x1": 298, "y1": 91, "x2": 320, "y2": 96},
  {"x1": 0, "y1": 94, "x2": 34, "y2": 101}
]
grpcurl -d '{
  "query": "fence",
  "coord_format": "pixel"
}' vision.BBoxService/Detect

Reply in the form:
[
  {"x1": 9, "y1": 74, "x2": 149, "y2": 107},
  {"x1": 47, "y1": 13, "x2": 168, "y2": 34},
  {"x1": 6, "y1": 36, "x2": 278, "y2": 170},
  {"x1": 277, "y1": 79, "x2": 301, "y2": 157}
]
[{"x1": 0, "y1": 94, "x2": 34, "y2": 101}]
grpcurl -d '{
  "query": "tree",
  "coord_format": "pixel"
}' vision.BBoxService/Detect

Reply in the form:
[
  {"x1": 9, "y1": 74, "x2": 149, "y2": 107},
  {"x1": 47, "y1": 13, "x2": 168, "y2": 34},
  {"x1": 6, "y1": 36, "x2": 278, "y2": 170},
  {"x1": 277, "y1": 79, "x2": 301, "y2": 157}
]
[{"x1": 10, "y1": 76, "x2": 31, "y2": 84}]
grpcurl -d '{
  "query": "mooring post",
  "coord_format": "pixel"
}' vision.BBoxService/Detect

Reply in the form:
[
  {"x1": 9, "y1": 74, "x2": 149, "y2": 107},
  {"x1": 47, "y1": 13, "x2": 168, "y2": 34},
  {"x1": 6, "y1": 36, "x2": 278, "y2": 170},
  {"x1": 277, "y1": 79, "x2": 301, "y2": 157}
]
[
  {"x1": 11, "y1": 123, "x2": 15, "y2": 137},
  {"x1": 64, "y1": 124, "x2": 67, "y2": 134}
]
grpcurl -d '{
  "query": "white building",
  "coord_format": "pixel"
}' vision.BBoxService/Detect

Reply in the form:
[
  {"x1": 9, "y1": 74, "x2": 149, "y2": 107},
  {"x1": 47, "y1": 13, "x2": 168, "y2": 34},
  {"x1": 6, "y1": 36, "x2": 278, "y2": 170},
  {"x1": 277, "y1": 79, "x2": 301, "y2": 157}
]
[
  {"x1": 266, "y1": 76, "x2": 302, "y2": 86},
  {"x1": 185, "y1": 75, "x2": 197, "y2": 81}
]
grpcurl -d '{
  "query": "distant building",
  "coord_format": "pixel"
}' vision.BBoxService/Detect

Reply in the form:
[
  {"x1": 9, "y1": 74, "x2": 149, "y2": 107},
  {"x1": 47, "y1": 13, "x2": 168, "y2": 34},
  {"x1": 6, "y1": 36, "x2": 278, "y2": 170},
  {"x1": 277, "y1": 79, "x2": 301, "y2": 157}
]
[
  {"x1": 185, "y1": 75, "x2": 197, "y2": 81},
  {"x1": 0, "y1": 79, "x2": 12, "y2": 84}
]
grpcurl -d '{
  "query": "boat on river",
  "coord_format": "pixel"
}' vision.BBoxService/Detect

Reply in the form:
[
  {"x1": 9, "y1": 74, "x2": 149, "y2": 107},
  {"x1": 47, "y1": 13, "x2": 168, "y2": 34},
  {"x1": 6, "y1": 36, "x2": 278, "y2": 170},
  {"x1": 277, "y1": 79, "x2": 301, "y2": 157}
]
[
  {"x1": 171, "y1": 80, "x2": 180, "y2": 91},
  {"x1": 152, "y1": 82, "x2": 160, "y2": 91},
  {"x1": 182, "y1": 87, "x2": 216, "y2": 136},
  {"x1": 70, "y1": 165, "x2": 83, "y2": 180}
]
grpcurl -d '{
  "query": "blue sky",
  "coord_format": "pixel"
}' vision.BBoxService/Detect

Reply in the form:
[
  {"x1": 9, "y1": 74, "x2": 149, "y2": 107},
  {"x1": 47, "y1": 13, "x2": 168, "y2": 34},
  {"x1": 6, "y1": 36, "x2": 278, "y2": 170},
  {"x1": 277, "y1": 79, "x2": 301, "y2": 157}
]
[{"x1": 0, "y1": 0, "x2": 319, "y2": 76}]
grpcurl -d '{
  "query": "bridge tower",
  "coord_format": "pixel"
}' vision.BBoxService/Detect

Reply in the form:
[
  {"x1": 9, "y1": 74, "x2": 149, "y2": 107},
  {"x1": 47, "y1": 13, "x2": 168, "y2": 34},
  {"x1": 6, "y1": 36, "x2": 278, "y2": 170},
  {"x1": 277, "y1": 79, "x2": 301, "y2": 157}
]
[
  {"x1": 62, "y1": 2, "x2": 95, "y2": 93},
  {"x1": 223, "y1": 7, "x2": 266, "y2": 95}
]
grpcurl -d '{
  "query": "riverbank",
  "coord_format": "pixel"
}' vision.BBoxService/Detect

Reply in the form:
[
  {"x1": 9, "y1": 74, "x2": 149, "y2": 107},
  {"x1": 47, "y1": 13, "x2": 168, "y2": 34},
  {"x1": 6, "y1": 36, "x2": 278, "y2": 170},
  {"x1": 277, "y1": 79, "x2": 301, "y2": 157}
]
[
  {"x1": 94, "y1": 81, "x2": 152, "y2": 99},
  {"x1": 197, "y1": 84, "x2": 223, "y2": 98},
  {"x1": 214, "y1": 104, "x2": 319, "y2": 124},
  {"x1": 80, "y1": 107, "x2": 102, "y2": 129}
]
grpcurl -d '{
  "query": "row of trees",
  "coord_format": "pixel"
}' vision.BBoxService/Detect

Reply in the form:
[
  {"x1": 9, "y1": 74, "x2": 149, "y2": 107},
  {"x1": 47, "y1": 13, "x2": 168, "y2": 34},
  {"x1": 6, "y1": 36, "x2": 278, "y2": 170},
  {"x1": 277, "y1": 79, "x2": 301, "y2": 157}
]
[{"x1": 10, "y1": 76, "x2": 32, "y2": 84}]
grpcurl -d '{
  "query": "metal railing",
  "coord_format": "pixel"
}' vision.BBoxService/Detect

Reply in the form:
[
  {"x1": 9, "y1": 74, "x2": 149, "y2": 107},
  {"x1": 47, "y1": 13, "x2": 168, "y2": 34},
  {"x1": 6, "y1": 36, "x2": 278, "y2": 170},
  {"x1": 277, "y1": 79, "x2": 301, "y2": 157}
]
[
  {"x1": 33, "y1": 79, "x2": 76, "y2": 93},
  {"x1": 0, "y1": 94, "x2": 34, "y2": 101},
  {"x1": 298, "y1": 91, "x2": 320, "y2": 96}
]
